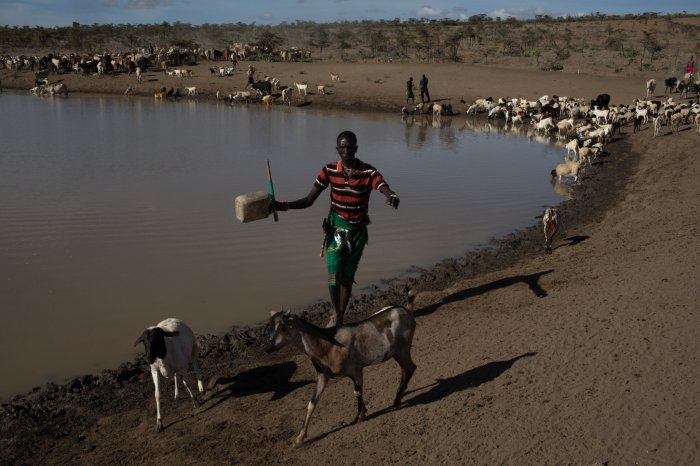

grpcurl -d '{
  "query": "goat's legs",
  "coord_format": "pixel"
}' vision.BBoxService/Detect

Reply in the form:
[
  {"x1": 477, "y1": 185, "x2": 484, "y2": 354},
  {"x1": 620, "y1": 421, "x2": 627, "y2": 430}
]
[
  {"x1": 295, "y1": 372, "x2": 329, "y2": 446},
  {"x1": 192, "y1": 359, "x2": 205, "y2": 395},
  {"x1": 173, "y1": 374, "x2": 180, "y2": 400},
  {"x1": 351, "y1": 373, "x2": 366, "y2": 423},
  {"x1": 151, "y1": 367, "x2": 163, "y2": 432},
  {"x1": 180, "y1": 374, "x2": 199, "y2": 408},
  {"x1": 393, "y1": 352, "x2": 416, "y2": 406}
]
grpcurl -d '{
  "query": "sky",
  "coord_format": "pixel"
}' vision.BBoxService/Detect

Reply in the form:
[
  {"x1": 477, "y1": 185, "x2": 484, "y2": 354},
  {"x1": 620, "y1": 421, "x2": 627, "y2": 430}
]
[{"x1": 0, "y1": 0, "x2": 698, "y2": 28}]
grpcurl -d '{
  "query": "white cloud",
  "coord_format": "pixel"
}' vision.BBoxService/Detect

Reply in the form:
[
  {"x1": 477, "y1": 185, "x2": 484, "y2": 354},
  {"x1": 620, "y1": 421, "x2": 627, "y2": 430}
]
[
  {"x1": 414, "y1": 5, "x2": 470, "y2": 20},
  {"x1": 489, "y1": 7, "x2": 557, "y2": 20},
  {"x1": 416, "y1": 6, "x2": 443, "y2": 18}
]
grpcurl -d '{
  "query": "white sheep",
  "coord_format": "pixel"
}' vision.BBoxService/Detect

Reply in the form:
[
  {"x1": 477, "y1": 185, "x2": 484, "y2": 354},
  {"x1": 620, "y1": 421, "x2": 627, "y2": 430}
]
[
  {"x1": 565, "y1": 139, "x2": 579, "y2": 158},
  {"x1": 653, "y1": 115, "x2": 665, "y2": 137},
  {"x1": 134, "y1": 318, "x2": 204, "y2": 432},
  {"x1": 557, "y1": 117, "x2": 575, "y2": 135},
  {"x1": 534, "y1": 116, "x2": 554, "y2": 133},
  {"x1": 646, "y1": 79, "x2": 656, "y2": 98},
  {"x1": 551, "y1": 160, "x2": 583, "y2": 183},
  {"x1": 578, "y1": 146, "x2": 594, "y2": 166},
  {"x1": 281, "y1": 87, "x2": 293, "y2": 106},
  {"x1": 294, "y1": 82, "x2": 308, "y2": 96}
]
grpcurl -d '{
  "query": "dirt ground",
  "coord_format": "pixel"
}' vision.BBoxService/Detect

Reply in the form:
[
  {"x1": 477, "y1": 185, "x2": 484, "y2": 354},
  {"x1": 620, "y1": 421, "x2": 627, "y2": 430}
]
[{"x1": 1, "y1": 61, "x2": 699, "y2": 465}]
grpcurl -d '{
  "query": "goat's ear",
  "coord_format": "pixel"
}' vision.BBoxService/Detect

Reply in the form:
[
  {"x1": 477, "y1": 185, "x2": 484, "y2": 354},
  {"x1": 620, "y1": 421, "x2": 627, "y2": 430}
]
[
  {"x1": 162, "y1": 330, "x2": 179, "y2": 338},
  {"x1": 134, "y1": 331, "x2": 146, "y2": 347}
]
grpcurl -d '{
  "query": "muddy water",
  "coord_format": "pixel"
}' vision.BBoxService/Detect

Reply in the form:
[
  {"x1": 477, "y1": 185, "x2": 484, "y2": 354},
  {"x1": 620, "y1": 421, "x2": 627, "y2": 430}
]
[{"x1": 0, "y1": 93, "x2": 566, "y2": 399}]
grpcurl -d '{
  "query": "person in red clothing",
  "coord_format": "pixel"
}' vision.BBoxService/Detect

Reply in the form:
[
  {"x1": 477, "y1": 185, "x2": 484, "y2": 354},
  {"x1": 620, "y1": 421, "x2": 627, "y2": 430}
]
[
  {"x1": 273, "y1": 130, "x2": 400, "y2": 327},
  {"x1": 687, "y1": 56, "x2": 695, "y2": 75}
]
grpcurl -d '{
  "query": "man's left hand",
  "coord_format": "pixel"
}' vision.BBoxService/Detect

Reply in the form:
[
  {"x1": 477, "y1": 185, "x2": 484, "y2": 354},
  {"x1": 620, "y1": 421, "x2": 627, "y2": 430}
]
[{"x1": 386, "y1": 194, "x2": 400, "y2": 209}]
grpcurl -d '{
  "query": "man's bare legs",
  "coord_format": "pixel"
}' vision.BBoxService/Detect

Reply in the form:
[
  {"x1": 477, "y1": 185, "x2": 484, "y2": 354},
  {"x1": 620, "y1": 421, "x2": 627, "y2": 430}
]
[{"x1": 327, "y1": 273, "x2": 352, "y2": 327}]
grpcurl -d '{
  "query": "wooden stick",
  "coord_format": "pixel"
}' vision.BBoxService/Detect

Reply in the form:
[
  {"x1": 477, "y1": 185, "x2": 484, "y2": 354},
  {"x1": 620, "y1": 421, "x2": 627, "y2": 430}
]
[{"x1": 266, "y1": 159, "x2": 278, "y2": 222}]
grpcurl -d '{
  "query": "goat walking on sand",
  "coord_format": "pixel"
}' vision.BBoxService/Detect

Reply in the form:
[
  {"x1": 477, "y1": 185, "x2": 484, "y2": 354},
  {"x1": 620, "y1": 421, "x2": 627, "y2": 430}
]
[
  {"x1": 266, "y1": 290, "x2": 417, "y2": 447},
  {"x1": 134, "y1": 318, "x2": 204, "y2": 432},
  {"x1": 542, "y1": 207, "x2": 559, "y2": 254}
]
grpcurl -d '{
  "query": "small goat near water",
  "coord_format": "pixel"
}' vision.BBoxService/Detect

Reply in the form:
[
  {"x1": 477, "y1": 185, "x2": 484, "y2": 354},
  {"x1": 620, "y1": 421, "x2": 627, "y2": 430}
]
[
  {"x1": 266, "y1": 290, "x2": 417, "y2": 446},
  {"x1": 542, "y1": 207, "x2": 559, "y2": 254}
]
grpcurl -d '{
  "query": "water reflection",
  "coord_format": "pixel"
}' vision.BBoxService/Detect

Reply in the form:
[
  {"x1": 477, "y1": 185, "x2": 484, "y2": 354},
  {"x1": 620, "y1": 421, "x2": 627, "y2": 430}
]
[{"x1": 549, "y1": 177, "x2": 575, "y2": 199}]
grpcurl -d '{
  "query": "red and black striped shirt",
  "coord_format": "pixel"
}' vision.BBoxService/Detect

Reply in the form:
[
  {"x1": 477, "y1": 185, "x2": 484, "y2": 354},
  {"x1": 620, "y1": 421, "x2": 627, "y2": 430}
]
[{"x1": 315, "y1": 159, "x2": 387, "y2": 225}]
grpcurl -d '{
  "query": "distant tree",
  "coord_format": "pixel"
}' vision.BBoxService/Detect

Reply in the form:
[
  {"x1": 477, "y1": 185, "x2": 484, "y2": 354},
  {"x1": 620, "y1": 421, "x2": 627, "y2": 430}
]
[
  {"x1": 415, "y1": 25, "x2": 432, "y2": 60},
  {"x1": 333, "y1": 30, "x2": 353, "y2": 60},
  {"x1": 68, "y1": 22, "x2": 84, "y2": 50},
  {"x1": 307, "y1": 27, "x2": 330, "y2": 58},
  {"x1": 445, "y1": 30, "x2": 463, "y2": 62},
  {"x1": 368, "y1": 29, "x2": 388, "y2": 58},
  {"x1": 393, "y1": 27, "x2": 412, "y2": 58},
  {"x1": 640, "y1": 31, "x2": 664, "y2": 69},
  {"x1": 254, "y1": 30, "x2": 284, "y2": 54}
]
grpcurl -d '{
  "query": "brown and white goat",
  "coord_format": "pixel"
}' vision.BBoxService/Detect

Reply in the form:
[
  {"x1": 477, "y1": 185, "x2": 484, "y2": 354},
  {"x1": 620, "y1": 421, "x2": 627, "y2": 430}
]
[
  {"x1": 542, "y1": 207, "x2": 559, "y2": 254},
  {"x1": 266, "y1": 293, "x2": 416, "y2": 446}
]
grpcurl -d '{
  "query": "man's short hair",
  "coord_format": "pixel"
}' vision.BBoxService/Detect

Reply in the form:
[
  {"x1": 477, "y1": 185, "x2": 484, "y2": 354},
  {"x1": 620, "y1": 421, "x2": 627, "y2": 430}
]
[{"x1": 337, "y1": 131, "x2": 357, "y2": 146}]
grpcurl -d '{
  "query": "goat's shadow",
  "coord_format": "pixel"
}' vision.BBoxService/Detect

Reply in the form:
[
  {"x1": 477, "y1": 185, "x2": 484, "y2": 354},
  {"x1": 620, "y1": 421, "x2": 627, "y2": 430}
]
[
  {"x1": 562, "y1": 235, "x2": 589, "y2": 247},
  {"x1": 415, "y1": 270, "x2": 553, "y2": 318},
  {"x1": 399, "y1": 351, "x2": 537, "y2": 408},
  {"x1": 303, "y1": 352, "x2": 536, "y2": 445},
  {"x1": 199, "y1": 361, "x2": 311, "y2": 413}
]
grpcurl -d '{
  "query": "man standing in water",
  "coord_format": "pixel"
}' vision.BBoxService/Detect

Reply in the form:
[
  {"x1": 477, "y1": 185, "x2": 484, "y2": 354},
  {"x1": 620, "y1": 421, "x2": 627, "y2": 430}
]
[{"x1": 273, "y1": 131, "x2": 400, "y2": 327}]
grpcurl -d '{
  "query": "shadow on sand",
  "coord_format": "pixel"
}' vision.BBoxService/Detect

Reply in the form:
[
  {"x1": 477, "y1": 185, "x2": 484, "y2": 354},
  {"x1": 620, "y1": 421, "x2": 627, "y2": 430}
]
[
  {"x1": 302, "y1": 352, "x2": 537, "y2": 445},
  {"x1": 200, "y1": 361, "x2": 311, "y2": 413},
  {"x1": 415, "y1": 270, "x2": 553, "y2": 318}
]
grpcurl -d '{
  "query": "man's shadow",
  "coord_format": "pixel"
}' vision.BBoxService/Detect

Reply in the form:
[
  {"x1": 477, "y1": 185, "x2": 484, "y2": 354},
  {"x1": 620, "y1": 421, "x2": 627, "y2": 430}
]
[
  {"x1": 200, "y1": 361, "x2": 310, "y2": 413},
  {"x1": 415, "y1": 270, "x2": 553, "y2": 318}
]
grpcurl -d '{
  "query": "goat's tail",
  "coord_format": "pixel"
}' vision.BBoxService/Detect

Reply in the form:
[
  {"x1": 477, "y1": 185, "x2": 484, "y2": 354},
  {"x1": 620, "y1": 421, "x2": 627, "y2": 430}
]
[{"x1": 404, "y1": 286, "x2": 416, "y2": 312}]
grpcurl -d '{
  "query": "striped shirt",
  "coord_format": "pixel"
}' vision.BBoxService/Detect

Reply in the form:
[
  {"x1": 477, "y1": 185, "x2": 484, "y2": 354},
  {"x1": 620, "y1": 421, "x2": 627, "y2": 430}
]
[{"x1": 315, "y1": 159, "x2": 387, "y2": 226}]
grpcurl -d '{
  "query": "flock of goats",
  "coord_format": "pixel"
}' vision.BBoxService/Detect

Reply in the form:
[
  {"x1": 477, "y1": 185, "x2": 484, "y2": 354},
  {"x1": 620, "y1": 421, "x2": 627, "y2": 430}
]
[{"x1": 443, "y1": 71, "x2": 700, "y2": 186}]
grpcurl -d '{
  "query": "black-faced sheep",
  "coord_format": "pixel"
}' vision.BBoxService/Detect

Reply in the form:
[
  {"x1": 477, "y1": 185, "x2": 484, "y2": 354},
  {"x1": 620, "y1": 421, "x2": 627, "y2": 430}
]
[{"x1": 135, "y1": 318, "x2": 204, "y2": 432}]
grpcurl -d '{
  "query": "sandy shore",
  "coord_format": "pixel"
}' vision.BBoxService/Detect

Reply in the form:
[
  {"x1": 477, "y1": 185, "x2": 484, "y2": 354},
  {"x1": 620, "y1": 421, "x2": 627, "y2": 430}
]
[{"x1": 1, "y1": 61, "x2": 699, "y2": 465}]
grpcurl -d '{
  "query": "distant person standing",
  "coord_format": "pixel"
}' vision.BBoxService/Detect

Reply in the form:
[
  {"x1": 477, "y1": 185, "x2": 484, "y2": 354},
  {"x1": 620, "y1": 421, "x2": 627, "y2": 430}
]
[
  {"x1": 419, "y1": 74, "x2": 430, "y2": 103},
  {"x1": 687, "y1": 56, "x2": 695, "y2": 75},
  {"x1": 406, "y1": 77, "x2": 415, "y2": 105},
  {"x1": 245, "y1": 64, "x2": 255, "y2": 88}
]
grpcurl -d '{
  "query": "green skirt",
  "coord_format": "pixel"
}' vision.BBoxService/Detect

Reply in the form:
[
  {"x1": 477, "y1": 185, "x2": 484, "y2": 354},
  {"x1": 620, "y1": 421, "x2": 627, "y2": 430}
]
[{"x1": 325, "y1": 212, "x2": 368, "y2": 286}]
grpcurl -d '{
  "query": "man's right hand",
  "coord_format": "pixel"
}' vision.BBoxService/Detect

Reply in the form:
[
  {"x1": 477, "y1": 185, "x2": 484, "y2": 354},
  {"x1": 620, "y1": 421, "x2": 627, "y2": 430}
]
[{"x1": 272, "y1": 200, "x2": 288, "y2": 212}]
